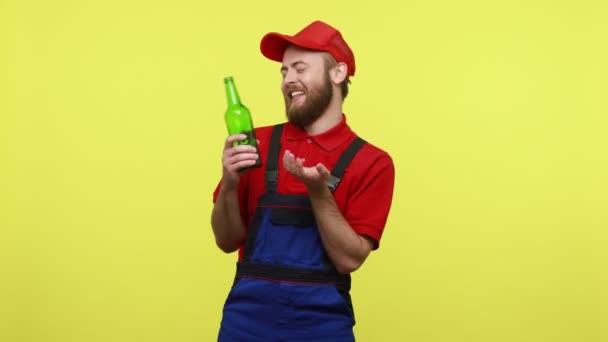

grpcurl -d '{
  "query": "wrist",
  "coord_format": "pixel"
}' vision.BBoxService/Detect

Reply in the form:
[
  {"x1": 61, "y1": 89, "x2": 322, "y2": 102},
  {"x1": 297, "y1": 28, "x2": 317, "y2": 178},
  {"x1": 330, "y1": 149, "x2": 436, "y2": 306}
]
[
  {"x1": 220, "y1": 176, "x2": 239, "y2": 193},
  {"x1": 306, "y1": 182, "x2": 331, "y2": 198}
]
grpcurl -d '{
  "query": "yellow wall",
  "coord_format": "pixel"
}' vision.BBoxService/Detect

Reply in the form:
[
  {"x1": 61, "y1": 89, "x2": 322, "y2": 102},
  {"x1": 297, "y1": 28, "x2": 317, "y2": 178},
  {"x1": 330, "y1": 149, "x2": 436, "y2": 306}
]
[{"x1": 1, "y1": 0, "x2": 607, "y2": 341}]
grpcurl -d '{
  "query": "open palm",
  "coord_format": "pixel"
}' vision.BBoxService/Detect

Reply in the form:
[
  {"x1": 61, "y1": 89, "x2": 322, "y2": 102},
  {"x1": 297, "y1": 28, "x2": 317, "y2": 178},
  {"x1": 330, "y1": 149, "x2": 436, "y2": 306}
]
[{"x1": 282, "y1": 150, "x2": 330, "y2": 189}]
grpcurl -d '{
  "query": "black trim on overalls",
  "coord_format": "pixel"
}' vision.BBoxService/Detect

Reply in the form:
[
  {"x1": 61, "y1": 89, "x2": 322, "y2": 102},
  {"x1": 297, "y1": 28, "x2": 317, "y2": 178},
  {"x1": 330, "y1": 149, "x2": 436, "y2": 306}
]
[{"x1": 236, "y1": 262, "x2": 351, "y2": 284}]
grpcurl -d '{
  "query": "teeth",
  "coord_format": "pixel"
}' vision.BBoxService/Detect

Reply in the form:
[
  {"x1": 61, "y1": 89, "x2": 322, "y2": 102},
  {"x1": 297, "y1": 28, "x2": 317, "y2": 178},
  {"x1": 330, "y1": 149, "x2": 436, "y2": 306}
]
[{"x1": 290, "y1": 91, "x2": 304, "y2": 98}]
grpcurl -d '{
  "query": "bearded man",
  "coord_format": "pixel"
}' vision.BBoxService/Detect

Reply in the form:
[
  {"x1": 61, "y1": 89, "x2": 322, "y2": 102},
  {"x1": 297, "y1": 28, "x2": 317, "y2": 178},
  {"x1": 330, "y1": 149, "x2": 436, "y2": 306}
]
[{"x1": 211, "y1": 20, "x2": 395, "y2": 342}]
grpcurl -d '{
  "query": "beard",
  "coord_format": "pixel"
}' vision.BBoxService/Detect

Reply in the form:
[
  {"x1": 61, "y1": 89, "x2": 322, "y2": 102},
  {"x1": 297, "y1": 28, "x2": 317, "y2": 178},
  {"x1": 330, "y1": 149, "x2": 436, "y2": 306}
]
[{"x1": 284, "y1": 74, "x2": 333, "y2": 128}]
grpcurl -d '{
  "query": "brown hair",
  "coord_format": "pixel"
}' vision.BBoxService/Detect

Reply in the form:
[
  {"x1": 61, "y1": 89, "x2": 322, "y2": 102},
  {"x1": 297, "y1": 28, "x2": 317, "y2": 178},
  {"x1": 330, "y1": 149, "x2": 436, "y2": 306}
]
[{"x1": 323, "y1": 54, "x2": 351, "y2": 100}]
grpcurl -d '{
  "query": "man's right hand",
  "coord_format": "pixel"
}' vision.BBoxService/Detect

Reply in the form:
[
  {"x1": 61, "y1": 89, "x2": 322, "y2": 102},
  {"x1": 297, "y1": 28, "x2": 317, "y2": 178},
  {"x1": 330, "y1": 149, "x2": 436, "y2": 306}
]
[{"x1": 221, "y1": 134, "x2": 259, "y2": 188}]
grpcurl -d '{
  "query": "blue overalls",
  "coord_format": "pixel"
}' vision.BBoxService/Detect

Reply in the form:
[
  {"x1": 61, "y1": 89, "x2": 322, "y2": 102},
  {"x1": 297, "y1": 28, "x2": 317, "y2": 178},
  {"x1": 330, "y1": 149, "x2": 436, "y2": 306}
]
[{"x1": 218, "y1": 124, "x2": 366, "y2": 342}]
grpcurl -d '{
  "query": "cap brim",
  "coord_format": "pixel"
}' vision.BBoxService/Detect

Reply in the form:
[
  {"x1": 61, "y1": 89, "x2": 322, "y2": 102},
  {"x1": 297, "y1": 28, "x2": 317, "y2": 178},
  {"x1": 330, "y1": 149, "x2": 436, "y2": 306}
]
[{"x1": 260, "y1": 33, "x2": 294, "y2": 62}]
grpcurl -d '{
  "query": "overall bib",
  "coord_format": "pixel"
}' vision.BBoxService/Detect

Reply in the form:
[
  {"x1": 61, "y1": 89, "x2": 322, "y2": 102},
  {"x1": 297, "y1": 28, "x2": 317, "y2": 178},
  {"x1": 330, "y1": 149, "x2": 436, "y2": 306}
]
[{"x1": 218, "y1": 124, "x2": 366, "y2": 342}]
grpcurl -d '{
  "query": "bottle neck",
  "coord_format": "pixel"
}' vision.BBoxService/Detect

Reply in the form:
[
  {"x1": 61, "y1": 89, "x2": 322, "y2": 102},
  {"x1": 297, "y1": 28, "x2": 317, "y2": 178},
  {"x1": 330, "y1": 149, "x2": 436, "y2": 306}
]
[{"x1": 224, "y1": 77, "x2": 241, "y2": 106}]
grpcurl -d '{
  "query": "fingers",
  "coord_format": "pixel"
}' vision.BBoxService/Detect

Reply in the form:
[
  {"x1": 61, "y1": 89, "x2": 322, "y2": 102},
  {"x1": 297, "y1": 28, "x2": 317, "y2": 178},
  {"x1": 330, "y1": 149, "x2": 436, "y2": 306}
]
[
  {"x1": 282, "y1": 150, "x2": 297, "y2": 173},
  {"x1": 283, "y1": 150, "x2": 305, "y2": 174},
  {"x1": 224, "y1": 152, "x2": 259, "y2": 171},
  {"x1": 283, "y1": 151, "x2": 326, "y2": 183},
  {"x1": 222, "y1": 134, "x2": 259, "y2": 174},
  {"x1": 315, "y1": 163, "x2": 330, "y2": 177},
  {"x1": 224, "y1": 134, "x2": 256, "y2": 152},
  {"x1": 283, "y1": 150, "x2": 305, "y2": 165}
]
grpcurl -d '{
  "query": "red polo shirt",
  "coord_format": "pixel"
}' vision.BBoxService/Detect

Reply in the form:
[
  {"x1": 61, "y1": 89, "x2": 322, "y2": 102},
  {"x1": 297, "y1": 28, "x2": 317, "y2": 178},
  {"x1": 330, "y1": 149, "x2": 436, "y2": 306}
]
[{"x1": 213, "y1": 115, "x2": 395, "y2": 257}]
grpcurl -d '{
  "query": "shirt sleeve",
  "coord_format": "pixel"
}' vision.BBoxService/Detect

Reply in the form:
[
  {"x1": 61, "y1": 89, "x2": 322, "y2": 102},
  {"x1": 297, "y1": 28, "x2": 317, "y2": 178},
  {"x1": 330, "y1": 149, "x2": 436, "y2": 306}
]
[{"x1": 344, "y1": 152, "x2": 395, "y2": 250}]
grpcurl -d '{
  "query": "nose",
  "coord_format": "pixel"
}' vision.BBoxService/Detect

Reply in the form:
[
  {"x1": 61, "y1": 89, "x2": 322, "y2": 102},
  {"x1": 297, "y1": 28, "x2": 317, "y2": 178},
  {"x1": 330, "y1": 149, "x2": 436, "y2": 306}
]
[{"x1": 282, "y1": 68, "x2": 297, "y2": 86}]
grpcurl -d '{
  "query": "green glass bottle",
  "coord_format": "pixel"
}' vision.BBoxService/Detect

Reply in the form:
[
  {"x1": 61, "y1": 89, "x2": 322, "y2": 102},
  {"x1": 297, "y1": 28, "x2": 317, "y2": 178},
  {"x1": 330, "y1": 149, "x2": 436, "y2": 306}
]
[{"x1": 224, "y1": 76, "x2": 261, "y2": 170}]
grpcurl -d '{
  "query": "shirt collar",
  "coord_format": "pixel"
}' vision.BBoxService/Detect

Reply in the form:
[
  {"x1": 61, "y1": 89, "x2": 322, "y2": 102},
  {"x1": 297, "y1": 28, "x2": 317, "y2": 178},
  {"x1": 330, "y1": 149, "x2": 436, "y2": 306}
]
[{"x1": 284, "y1": 114, "x2": 354, "y2": 152}]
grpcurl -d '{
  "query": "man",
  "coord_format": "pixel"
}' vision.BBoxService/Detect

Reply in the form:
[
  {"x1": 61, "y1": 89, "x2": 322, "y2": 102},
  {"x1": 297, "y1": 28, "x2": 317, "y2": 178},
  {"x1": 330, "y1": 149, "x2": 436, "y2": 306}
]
[{"x1": 211, "y1": 20, "x2": 395, "y2": 341}]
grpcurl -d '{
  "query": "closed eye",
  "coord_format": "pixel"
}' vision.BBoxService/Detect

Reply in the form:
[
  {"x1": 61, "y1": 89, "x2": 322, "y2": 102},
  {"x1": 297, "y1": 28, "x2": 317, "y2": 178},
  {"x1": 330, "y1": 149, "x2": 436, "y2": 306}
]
[{"x1": 280, "y1": 61, "x2": 308, "y2": 78}]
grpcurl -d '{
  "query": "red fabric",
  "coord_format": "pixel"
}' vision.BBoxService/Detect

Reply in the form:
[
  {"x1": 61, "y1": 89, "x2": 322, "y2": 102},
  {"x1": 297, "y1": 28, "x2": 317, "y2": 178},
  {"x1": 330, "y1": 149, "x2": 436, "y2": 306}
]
[
  {"x1": 213, "y1": 115, "x2": 395, "y2": 259},
  {"x1": 260, "y1": 20, "x2": 356, "y2": 77}
]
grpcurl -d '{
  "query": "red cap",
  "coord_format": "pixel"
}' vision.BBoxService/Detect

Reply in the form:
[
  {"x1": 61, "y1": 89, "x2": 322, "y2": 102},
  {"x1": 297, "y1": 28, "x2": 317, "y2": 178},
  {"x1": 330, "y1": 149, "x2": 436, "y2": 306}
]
[{"x1": 260, "y1": 20, "x2": 356, "y2": 77}]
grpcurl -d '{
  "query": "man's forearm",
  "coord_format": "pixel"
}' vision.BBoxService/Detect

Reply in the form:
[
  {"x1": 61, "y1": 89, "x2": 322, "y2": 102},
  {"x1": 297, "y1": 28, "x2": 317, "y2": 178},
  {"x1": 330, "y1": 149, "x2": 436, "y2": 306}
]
[
  {"x1": 211, "y1": 184, "x2": 246, "y2": 253},
  {"x1": 308, "y1": 186, "x2": 373, "y2": 274}
]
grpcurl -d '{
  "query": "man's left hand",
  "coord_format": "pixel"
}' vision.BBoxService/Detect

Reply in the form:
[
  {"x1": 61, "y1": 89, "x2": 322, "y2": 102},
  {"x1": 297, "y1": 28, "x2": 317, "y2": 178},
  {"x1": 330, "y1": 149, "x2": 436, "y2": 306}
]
[{"x1": 282, "y1": 150, "x2": 330, "y2": 191}]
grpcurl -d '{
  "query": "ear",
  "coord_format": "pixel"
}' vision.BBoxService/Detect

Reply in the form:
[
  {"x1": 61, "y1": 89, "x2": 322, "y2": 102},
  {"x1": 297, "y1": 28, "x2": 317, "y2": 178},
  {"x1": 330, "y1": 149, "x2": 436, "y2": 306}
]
[{"x1": 330, "y1": 62, "x2": 348, "y2": 85}]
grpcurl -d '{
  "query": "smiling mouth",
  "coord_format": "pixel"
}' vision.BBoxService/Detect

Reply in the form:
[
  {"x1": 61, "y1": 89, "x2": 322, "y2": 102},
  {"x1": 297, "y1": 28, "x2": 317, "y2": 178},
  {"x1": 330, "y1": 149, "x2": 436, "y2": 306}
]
[
  {"x1": 289, "y1": 90, "x2": 305, "y2": 104},
  {"x1": 290, "y1": 90, "x2": 305, "y2": 98}
]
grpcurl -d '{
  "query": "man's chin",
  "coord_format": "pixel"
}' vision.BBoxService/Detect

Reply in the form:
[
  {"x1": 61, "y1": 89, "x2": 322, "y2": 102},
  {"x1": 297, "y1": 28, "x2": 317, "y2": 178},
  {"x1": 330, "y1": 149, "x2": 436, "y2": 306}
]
[
  {"x1": 288, "y1": 112, "x2": 321, "y2": 129},
  {"x1": 287, "y1": 112, "x2": 306, "y2": 128}
]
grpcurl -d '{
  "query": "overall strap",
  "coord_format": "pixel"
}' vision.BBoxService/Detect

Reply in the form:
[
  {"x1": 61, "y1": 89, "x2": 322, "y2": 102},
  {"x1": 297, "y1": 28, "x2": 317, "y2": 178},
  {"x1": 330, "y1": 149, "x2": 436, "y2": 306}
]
[
  {"x1": 265, "y1": 123, "x2": 285, "y2": 193},
  {"x1": 327, "y1": 137, "x2": 367, "y2": 192}
]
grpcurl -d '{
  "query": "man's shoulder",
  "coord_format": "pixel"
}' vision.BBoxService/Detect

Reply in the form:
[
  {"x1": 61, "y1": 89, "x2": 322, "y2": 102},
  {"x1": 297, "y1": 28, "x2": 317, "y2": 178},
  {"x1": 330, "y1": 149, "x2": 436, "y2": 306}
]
[
  {"x1": 254, "y1": 123, "x2": 285, "y2": 137},
  {"x1": 348, "y1": 130, "x2": 392, "y2": 161},
  {"x1": 343, "y1": 118, "x2": 391, "y2": 162},
  {"x1": 358, "y1": 139, "x2": 393, "y2": 164},
  {"x1": 338, "y1": 132, "x2": 394, "y2": 179}
]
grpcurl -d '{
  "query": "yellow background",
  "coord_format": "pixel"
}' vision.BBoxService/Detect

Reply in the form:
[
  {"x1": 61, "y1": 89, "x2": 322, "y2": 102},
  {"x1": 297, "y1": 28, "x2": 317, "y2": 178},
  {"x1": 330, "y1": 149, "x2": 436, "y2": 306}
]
[{"x1": 1, "y1": 0, "x2": 607, "y2": 341}]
